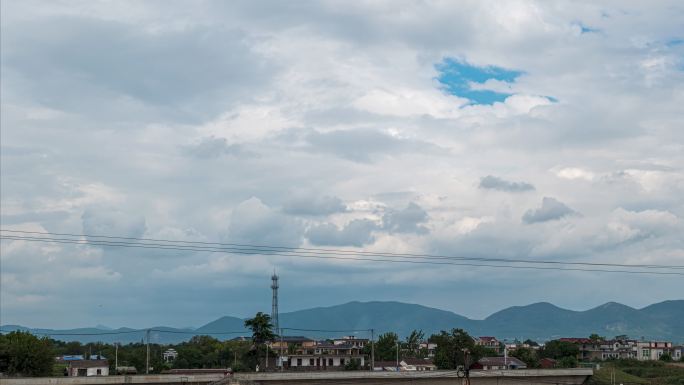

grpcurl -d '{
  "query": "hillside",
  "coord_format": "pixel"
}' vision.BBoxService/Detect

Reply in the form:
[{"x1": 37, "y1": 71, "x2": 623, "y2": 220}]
[{"x1": 2, "y1": 300, "x2": 681, "y2": 344}]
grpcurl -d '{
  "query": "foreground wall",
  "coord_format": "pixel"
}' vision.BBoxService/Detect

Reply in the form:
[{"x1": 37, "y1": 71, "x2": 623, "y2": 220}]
[
  {"x1": 229, "y1": 368, "x2": 593, "y2": 385},
  {"x1": 0, "y1": 369, "x2": 593, "y2": 385},
  {"x1": 0, "y1": 373, "x2": 226, "y2": 385}
]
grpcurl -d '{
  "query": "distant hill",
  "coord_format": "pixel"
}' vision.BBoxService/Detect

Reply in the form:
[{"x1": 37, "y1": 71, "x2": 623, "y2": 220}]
[{"x1": 2, "y1": 300, "x2": 682, "y2": 344}]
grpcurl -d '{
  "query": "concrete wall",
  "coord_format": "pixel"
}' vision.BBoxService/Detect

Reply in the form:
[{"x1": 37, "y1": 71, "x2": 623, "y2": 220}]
[
  {"x1": 231, "y1": 368, "x2": 593, "y2": 385},
  {"x1": 0, "y1": 369, "x2": 592, "y2": 385},
  {"x1": 0, "y1": 373, "x2": 225, "y2": 385}
]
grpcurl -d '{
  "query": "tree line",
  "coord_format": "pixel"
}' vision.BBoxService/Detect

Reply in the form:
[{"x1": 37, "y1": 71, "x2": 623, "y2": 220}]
[{"x1": 3, "y1": 313, "x2": 680, "y2": 377}]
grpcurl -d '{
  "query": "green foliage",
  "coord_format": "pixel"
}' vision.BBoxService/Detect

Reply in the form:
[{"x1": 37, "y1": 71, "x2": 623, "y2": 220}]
[
  {"x1": 244, "y1": 312, "x2": 275, "y2": 344},
  {"x1": 523, "y1": 339, "x2": 539, "y2": 347},
  {"x1": 558, "y1": 356, "x2": 578, "y2": 368},
  {"x1": 510, "y1": 347, "x2": 540, "y2": 368},
  {"x1": 591, "y1": 360, "x2": 684, "y2": 385},
  {"x1": 588, "y1": 366, "x2": 649, "y2": 385},
  {"x1": 430, "y1": 328, "x2": 477, "y2": 370},
  {"x1": 404, "y1": 330, "x2": 424, "y2": 358},
  {"x1": 589, "y1": 334, "x2": 605, "y2": 342},
  {"x1": 374, "y1": 332, "x2": 399, "y2": 361},
  {"x1": 344, "y1": 358, "x2": 362, "y2": 371},
  {"x1": 540, "y1": 340, "x2": 580, "y2": 360},
  {"x1": 172, "y1": 336, "x2": 251, "y2": 370},
  {"x1": 659, "y1": 353, "x2": 673, "y2": 362},
  {"x1": 0, "y1": 331, "x2": 55, "y2": 377}
]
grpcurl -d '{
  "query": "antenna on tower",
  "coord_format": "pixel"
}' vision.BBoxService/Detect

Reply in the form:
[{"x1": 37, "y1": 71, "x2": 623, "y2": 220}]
[{"x1": 271, "y1": 270, "x2": 279, "y2": 335}]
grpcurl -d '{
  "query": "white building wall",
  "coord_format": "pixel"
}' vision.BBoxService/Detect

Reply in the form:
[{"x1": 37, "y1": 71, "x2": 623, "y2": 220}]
[{"x1": 87, "y1": 366, "x2": 109, "y2": 376}]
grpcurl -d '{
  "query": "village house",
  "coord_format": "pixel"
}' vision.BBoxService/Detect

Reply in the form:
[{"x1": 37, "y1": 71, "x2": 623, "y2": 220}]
[
  {"x1": 475, "y1": 337, "x2": 502, "y2": 354},
  {"x1": 333, "y1": 336, "x2": 368, "y2": 349},
  {"x1": 418, "y1": 342, "x2": 437, "y2": 358},
  {"x1": 66, "y1": 360, "x2": 109, "y2": 377},
  {"x1": 163, "y1": 348, "x2": 178, "y2": 362},
  {"x1": 558, "y1": 337, "x2": 678, "y2": 362},
  {"x1": 285, "y1": 341, "x2": 365, "y2": 370},
  {"x1": 636, "y1": 341, "x2": 673, "y2": 361}
]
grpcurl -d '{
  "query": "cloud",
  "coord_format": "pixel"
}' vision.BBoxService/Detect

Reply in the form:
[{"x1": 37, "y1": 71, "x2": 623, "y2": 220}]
[
  {"x1": 2, "y1": 14, "x2": 274, "y2": 122},
  {"x1": 227, "y1": 197, "x2": 303, "y2": 247},
  {"x1": 555, "y1": 167, "x2": 596, "y2": 181},
  {"x1": 382, "y1": 202, "x2": 429, "y2": 234},
  {"x1": 479, "y1": 175, "x2": 535, "y2": 192},
  {"x1": 304, "y1": 128, "x2": 442, "y2": 163},
  {"x1": 2, "y1": 1, "x2": 683, "y2": 327},
  {"x1": 306, "y1": 219, "x2": 377, "y2": 247},
  {"x1": 283, "y1": 195, "x2": 347, "y2": 216},
  {"x1": 522, "y1": 197, "x2": 577, "y2": 223},
  {"x1": 184, "y1": 136, "x2": 248, "y2": 159},
  {"x1": 81, "y1": 208, "x2": 147, "y2": 238}
]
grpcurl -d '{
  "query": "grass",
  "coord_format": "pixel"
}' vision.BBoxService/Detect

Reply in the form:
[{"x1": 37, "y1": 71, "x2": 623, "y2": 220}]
[{"x1": 588, "y1": 360, "x2": 684, "y2": 385}]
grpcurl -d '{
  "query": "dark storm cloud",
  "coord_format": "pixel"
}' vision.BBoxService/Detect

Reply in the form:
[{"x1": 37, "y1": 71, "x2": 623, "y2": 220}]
[
  {"x1": 227, "y1": 198, "x2": 304, "y2": 248},
  {"x1": 2, "y1": 16, "x2": 274, "y2": 122},
  {"x1": 479, "y1": 175, "x2": 535, "y2": 192},
  {"x1": 306, "y1": 219, "x2": 377, "y2": 247},
  {"x1": 382, "y1": 202, "x2": 429, "y2": 234},
  {"x1": 522, "y1": 197, "x2": 576, "y2": 224}
]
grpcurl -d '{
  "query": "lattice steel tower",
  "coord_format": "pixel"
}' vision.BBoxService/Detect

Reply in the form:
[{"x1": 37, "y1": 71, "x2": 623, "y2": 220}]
[{"x1": 271, "y1": 271, "x2": 279, "y2": 334}]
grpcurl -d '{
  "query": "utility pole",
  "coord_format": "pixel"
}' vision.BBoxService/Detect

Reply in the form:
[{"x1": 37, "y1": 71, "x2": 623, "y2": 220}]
[
  {"x1": 280, "y1": 328, "x2": 284, "y2": 372},
  {"x1": 146, "y1": 329, "x2": 150, "y2": 374},
  {"x1": 115, "y1": 343, "x2": 118, "y2": 374},
  {"x1": 372, "y1": 329, "x2": 376, "y2": 371}
]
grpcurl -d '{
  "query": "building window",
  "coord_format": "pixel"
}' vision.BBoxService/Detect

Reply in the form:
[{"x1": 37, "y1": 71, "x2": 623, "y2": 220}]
[
  {"x1": 96, "y1": 369, "x2": 101, "y2": 375},
  {"x1": 297, "y1": 358, "x2": 302, "y2": 366},
  {"x1": 329, "y1": 359, "x2": 333, "y2": 366},
  {"x1": 310, "y1": 359, "x2": 314, "y2": 366},
  {"x1": 341, "y1": 358, "x2": 345, "y2": 365}
]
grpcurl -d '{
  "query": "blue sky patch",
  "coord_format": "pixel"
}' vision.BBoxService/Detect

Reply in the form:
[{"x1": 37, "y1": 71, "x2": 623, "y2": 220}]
[
  {"x1": 435, "y1": 58, "x2": 523, "y2": 105},
  {"x1": 579, "y1": 24, "x2": 599, "y2": 34}
]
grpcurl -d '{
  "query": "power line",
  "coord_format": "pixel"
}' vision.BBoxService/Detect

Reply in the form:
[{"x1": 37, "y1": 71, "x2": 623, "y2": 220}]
[
  {"x1": 0, "y1": 327, "x2": 370, "y2": 337},
  {"x1": 3, "y1": 229, "x2": 682, "y2": 270},
  {"x1": 2, "y1": 233, "x2": 683, "y2": 276},
  {"x1": 281, "y1": 327, "x2": 372, "y2": 333}
]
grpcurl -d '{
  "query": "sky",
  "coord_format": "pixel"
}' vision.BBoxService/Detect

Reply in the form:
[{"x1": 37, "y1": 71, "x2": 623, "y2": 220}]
[{"x1": 1, "y1": 0, "x2": 683, "y2": 329}]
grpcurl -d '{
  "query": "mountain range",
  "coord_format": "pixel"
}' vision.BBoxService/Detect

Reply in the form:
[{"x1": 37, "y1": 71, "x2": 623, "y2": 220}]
[{"x1": 2, "y1": 300, "x2": 682, "y2": 344}]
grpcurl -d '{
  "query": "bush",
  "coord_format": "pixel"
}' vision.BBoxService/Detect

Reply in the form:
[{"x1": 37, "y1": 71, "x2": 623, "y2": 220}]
[{"x1": 0, "y1": 331, "x2": 55, "y2": 377}]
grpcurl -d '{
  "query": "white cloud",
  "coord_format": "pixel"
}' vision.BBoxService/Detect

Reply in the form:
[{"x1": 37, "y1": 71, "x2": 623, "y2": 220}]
[
  {"x1": 2, "y1": 0, "x2": 683, "y2": 327},
  {"x1": 555, "y1": 167, "x2": 596, "y2": 181}
]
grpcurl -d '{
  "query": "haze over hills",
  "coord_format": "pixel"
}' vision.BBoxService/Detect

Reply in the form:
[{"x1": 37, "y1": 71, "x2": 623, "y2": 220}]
[{"x1": 2, "y1": 300, "x2": 682, "y2": 344}]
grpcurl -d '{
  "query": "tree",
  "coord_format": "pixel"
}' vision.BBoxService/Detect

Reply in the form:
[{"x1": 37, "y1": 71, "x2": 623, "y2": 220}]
[
  {"x1": 244, "y1": 312, "x2": 275, "y2": 345},
  {"x1": 374, "y1": 332, "x2": 399, "y2": 361},
  {"x1": 589, "y1": 334, "x2": 605, "y2": 343},
  {"x1": 430, "y1": 329, "x2": 477, "y2": 370},
  {"x1": 344, "y1": 358, "x2": 362, "y2": 371},
  {"x1": 558, "y1": 356, "x2": 578, "y2": 368},
  {"x1": 404, "y1": 330, "x2": 424, "y2": 358},
  {"x1": 540, "y1": 340, "x2": 579, "y2": 360},
  {"x1": 0, "y1": 331, "x2": 55, "y2": 377},
  {"x1": 659, "y1": 353, "x2": 672, "y2": 362},
  {"x1": 244, "y1": 312, "x2": 275, "y2": 370},
  {"x1": 523, "y1": 339, "x2": 539, "y2": 347},
  {"x1": 511, "y1": 347, "x2": 539, "y2": 368}
]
